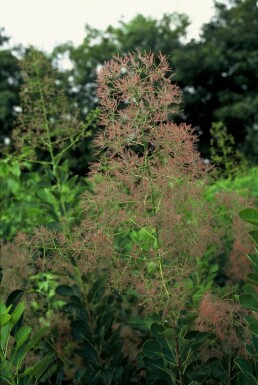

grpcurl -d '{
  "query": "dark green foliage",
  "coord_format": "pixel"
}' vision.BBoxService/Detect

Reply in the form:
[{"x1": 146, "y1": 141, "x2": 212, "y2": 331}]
[
  {"x1": 239, "y1": 207, "x2": 258, "y2": 340},
  {"x1": 55, "y1": 275, "x2": 138, "y2": 385},
  {"x1": 0, "y1": 158, "x2": 44, "y2": 240},
  {"x1": 140, "y1": 320, "x2": 244, "y2": 385},
  {"x1": 0, "y1": 28, "x2": 21, "y2": 143},
  {"x1": 140, "y1": 321, "x2": 209, "y2": 385},
  {"x1": 141, "y1": 319, "x2": 258, "y2": 385},
  {"x1": 210, "y1": 121, "x2": 247, "y2": 179},
  {"x1": 1, "y1": 50, "x2": 92, "y2": 240},
  {"x1": 173, "y1": 0, "x2": 258, "y2": 161},
  {"x1": 0, "y1": 157, "x2": 88, "y2": 240}
]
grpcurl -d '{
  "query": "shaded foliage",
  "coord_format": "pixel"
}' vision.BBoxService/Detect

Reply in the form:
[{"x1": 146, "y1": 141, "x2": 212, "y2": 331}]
[{"x1": 0, "y1": 28, "x2": 21, "y2": 143}]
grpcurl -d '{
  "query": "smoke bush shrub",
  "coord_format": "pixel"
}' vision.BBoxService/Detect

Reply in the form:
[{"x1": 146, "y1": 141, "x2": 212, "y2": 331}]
[
  {"x1": 7, "y1": 50, "x2": 255, "y2": 384},
  {"x1": 66, "y1": 51, "x2": 244, "y2": 321}
]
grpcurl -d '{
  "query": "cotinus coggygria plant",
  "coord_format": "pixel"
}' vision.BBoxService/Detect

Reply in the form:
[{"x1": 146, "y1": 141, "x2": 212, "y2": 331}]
[
  {"x1": 11, "y1": 51, "x2": 251, "y2": 385},
  {"x1": 75, "y1": 51, "x2": 241, "y2": 317}
]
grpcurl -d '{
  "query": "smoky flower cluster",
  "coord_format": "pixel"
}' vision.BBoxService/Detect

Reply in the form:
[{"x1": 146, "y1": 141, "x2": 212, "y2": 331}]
[
  {"x1": 196, "y1": 292, "x2": 250, "y2": 359},
  {"x1": 11, "y1": 50, "x2": 84, "y2": 159},
  {"x1": 8, "y1": 52, "x2": 246, "y2": 318},
  {"x1": 74, "y1": 52, "x2": 232, "y2": 315}
]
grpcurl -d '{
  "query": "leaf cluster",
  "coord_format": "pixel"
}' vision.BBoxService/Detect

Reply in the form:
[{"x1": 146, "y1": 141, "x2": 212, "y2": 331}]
[{"x1": 0, "y1": 285, "x2": 54, "y2": 385}]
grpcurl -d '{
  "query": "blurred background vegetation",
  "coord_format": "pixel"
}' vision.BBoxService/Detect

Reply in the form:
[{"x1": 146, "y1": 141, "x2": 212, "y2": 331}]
[{"x1": 1, "y1": 0, "x2": 257, "y2": 175}]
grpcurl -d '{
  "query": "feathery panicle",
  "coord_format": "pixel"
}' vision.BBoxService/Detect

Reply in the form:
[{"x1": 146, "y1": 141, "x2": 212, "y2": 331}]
[
  {"x1": 75, "y1": 51, "x2": 241, "y2": 318},
  {"x1": 11, "y1": 49, "x2": 85, "y2": 161}
]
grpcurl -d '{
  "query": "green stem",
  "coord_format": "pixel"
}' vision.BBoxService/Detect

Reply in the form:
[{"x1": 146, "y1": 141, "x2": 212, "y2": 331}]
[
  {"x1": 144, "y1": 145, "x2": 170, "y2": 299},
  {"x1": 33, "y1": 62, "x2": 55, "y2": 167},
  {"x1": 228, "y1": 356, "x2": 232, "y2": 385},
  {"x1": 33, "y1": 61, "x2": 70, "y2": 236},
  {"x1": 175, "y1": 336, "x2": 184, "y2": 385}
]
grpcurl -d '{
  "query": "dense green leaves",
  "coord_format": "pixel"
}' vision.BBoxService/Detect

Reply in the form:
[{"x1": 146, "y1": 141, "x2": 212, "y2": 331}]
[
  {"x1": 0, "y1": 287, "x2": 54, "y2": 385},
  {"x1": 56, "y1": 276, "x2": 135, "y2": 384},
  {"x1": 141, "y1": 322, "x2": 217, "y2": 384},
  {"x1": 0, "y1": 28, "x2": 21, "y2": 142},
  {"x1": 239, "y1": 203, "x2": 258, "y2": 373}
]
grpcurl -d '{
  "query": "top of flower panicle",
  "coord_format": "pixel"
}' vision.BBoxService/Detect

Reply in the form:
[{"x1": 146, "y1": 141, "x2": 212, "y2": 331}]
[{"x1": 96, "y1": 51, "x2": 182, "y2": 149}]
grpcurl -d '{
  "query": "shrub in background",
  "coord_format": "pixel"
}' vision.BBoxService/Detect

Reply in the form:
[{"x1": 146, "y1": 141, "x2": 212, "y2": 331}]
[
  {"x1": 210, "y1": 121, "x2": 247, "y2": 180},
  {"x1": 0, "y1": 158, "x2": 43, "y2": 241}
]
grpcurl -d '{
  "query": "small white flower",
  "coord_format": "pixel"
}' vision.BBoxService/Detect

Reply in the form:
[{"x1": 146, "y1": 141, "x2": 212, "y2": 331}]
[{"x1": 120, "y1": 67, "x2": 127, "y2": 75}]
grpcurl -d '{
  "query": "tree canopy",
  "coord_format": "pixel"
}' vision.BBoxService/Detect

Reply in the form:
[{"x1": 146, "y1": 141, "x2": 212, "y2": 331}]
[
  {"x1": 0, "y1": 28, "x2": 21, "y2": 142},
  {"x1": 1, "y1": 0, "x2": 258, "y2": 168}
]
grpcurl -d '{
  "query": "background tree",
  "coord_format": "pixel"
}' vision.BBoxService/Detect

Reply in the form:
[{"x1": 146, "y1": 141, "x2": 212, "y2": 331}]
[
  {"x1": 52, "y1": 13, "x2": 189, "y2": 113},
  {"x1": 0, "y1": 28, "x2": 21, "y2": 145},
  {"x1": 3, "y1": 0, "x2": 258, "y2": 172},
  {"x1": 52, "y1": 1, "x2": 258, "y2": 168},
  {"x1": 173, "y1": 0, "x2": 258, "y2": 161}
]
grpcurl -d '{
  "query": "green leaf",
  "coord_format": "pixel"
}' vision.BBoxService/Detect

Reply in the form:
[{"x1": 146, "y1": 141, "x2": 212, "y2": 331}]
[
  {"x1": 249, "y1": 231, "x2": 258, "y2": 245},
  {"x1": 6, "y1": 289, "x2": 24, "y2": 310},
  {"x1": 160, "y1": 328, "x2": 176, "y2": 340},
  {"x1": 235, "y1": 357, "x2": 253, "y2": 375},
  {"x1": 46, "y1": 209, "x2": 60, "y2": 222},
  {"x1": 0, "y1": 366, "x2": 13, "y2": 384},
  {"x1": 33, "y1": 352, "x2": 55, "y2": 380},
  {"x1": 150, "y1": 322, "x2": 166, "y2": 336},
  {"x1": 53, "y1": 166, "x2": 69, "y2": 184},
  {"x1": 15, "y1": 326, "x2": 32, "y2": 347},
  {"x1": 75, "y1": 345, "x2": 98, "y2": 364},
  {"x1": 237, "y1": 372, "x2": 257, "y2": 385},
  {"x1": 239, "y1": 294, "x2": 258, "y2": 311},
  {"x1": 0, "y1": 323, "x2": 12, "y2": 351},
  {"x1": 10, "y1": 344, "x2": 26, "y2": 370},
  {"x1": 130, "y1": 230, "x2": 139, "y2": 243},
  {"x1": 242, "y1": 284, "x2": 257, "y2": 295},
  {"x1": 25, "y1": 327, "x2": 47, "y2": 352},
  {"x1": 208, "y1": 264, "x2": 219, "y2": 274},
  {"x1": 239, "y1": 208, "x2": 258, "y2": 226},
  {"x1": 192, "y1": 293, "x2": 203, "y2": 305},
  {"x1": 142, "y1": 339, "x2": 163, "y2": 358},
  {"x1": 145, "y1": 366, "x2": 173, "y2": 385},
  {"x1": 11, "y1": 163, "x2": 21, "y2": 177},
  {"x1": 20, "y1": 352, "x2": 55, "y2": 380},
  {"x1": 0, "y1": 313, "x2": 11, "y2": 327},
  {"x1": 37, "y1": 188, "x2": 55, "y2": 204},
  {"x1": 247, "y1": 273, "x2": 258, "y2": 285},
  {"x1": 249, "y1": 321, "x2": 258, "y2": 338},
  {"x1": 247, "y1": 254, "x2": 258, "y2": 269},
  {"x1": 55, "y1": 285, "x2": 74, "y2": 297},
  {"x1": 0, "y1": 301, "x2": 7, "y2": 314},
  {"x1": 147, "y1": 262, "x2": 158, "y2": 274},
  {"x1": 10, "y1": 301, "x2": 25, "y2": 326},
  {"x1": 245, "y1": 315, "x2": 258, "y2": 325}
]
